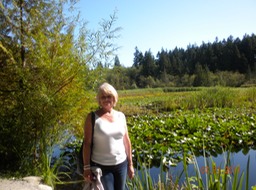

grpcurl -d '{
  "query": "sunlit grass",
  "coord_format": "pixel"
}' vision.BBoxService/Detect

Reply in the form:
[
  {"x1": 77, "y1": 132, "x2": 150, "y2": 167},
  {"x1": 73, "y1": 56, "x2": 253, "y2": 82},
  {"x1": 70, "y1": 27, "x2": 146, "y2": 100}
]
[{"x1": 116, "y1": 87, "x2": 256, "y2": 116}]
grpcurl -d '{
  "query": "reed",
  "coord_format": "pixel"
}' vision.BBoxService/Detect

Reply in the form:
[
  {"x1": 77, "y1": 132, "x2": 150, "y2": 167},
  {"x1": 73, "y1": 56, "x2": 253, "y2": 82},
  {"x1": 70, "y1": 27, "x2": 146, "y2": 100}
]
[{"x1": 126, "y1": 148, "x2": 253, "y2": 190}]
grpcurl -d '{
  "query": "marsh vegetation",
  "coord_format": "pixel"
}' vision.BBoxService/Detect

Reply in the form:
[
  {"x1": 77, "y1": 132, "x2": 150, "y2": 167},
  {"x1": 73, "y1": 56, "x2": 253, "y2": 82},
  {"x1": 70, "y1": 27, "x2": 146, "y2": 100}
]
[{"x1": 116, "y1": 87, "x2": 256, "y2": 189}]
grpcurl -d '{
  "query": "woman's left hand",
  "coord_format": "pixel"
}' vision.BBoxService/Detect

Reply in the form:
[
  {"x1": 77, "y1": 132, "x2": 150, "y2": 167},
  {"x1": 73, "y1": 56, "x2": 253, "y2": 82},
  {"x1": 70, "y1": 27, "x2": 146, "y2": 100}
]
[{"x1": 128, "y1": 165, "x2": 135, "y2": 179}]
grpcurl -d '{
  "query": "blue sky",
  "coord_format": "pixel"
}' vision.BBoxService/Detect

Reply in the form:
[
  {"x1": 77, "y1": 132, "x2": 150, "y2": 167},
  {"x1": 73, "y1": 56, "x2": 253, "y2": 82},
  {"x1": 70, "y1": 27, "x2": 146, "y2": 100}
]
[{"x1": 75, "y1": 0, "x2": 256, "y2": 67}]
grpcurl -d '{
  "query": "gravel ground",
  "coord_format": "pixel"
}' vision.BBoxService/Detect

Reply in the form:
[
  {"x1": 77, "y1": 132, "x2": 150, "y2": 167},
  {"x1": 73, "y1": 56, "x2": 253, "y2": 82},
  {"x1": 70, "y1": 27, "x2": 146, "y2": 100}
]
[{"x1": 0, "y1": 177, "x2": 52, "y2": 190}]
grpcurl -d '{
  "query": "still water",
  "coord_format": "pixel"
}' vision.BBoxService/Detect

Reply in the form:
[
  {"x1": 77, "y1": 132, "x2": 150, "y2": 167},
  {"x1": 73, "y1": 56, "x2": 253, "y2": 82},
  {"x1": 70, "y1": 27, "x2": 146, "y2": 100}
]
[
  {"x1": 148, "y1": 149, "x2": 256, "y2": 189},
  {"x1": 53, "y1": 143, "x2": 256, "y2": 188}
]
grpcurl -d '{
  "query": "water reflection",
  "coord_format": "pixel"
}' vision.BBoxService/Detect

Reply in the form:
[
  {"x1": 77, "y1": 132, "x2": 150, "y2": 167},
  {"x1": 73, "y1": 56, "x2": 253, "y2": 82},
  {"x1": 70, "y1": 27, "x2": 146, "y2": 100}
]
[{"x1": 149, "y1": 149, "x2": 256, "y2": 189}]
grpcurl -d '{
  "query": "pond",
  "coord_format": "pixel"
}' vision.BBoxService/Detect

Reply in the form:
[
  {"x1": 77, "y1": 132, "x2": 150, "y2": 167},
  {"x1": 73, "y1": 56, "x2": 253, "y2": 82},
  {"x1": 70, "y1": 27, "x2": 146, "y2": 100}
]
[{"x1": 147, "y1": 149, "x2": 256, "y2": 189}]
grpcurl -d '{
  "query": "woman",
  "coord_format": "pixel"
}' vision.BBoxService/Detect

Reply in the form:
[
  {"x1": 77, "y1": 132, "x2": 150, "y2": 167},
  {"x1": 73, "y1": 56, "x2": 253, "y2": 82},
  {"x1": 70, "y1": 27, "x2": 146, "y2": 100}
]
[{"x1": 83, "y1": 82, "x2": 134, "y2": 190}]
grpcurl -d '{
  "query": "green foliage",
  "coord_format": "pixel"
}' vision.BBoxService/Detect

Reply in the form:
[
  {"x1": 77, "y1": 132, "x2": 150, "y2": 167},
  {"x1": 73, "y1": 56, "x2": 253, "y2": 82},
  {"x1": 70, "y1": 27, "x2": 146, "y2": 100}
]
[
  {"x1": 58, "y1": 87, "x2": 255, "y2": 189},
  {"x1": 106, "y1": 66, "x2": 131, "y2": 90},
  {"x1": 120, "y1": 87, "x2": 256, "y2": 189},
  {"x1": 126, "y1": 156, "x2": 180, "y2": 190},
  {"x1": 125, "y1": 135, "x2": 254, "y2": 190},
  {"x1": 187, "y1": 87, "x2": 236, "y2": 109},
  {"x1": 181, "y1": 150, "x2": 251, "y2": 190},
  {"x1": 127, "y1": 107, "x2": 256, "y2": 168},
  {"x1": 215, "y1": 71, "x2": 246, "y2": 87},
  {"x1": 104, "y1": 34, "x2": 256, "y2": 89},
  {"x1": 0, "y1": 0, "x2": 86, "y2": 173},
  {"x1": 193, "y1": 64, "x2": 212, "y2": 86},
  {"x1": 126, "y1": 150, "x2": 252, "y2": 190},
  {"x1": 39, "y1": 151, "x2": 67, "y2": 188},
  {"x1": 0, "y1": 1, "x2": 121, "y2": 184},
  {"x1": 117, "y1": 87, "x2": 256, "y2": 115}
]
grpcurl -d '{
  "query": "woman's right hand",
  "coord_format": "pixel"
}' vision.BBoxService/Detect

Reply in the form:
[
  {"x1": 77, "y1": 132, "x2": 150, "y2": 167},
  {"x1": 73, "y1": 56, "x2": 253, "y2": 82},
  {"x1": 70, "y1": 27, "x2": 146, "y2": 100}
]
[{"x1": 83, "y1": 169, "x2": 94, "y2": 182}]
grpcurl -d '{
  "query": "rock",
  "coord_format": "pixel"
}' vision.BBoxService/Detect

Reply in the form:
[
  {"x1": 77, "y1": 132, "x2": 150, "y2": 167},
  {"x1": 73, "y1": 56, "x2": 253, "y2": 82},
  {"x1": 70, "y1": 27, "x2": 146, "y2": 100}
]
[
  {"x1": 23, "y1": 176, "x2": 42, "y2": 186},
  {"x1": 0, "y1": 176, "x2": 53, "y2": 190},
  {"x1": 39, "y1": 184, "x2": 53, "y2": 190}
]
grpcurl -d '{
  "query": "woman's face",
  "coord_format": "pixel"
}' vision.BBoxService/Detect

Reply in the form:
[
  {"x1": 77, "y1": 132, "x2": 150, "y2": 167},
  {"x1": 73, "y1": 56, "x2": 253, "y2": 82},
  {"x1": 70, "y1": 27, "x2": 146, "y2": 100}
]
[{"x1": 99, "y1": 93, "x2": 114, "y2": 110}]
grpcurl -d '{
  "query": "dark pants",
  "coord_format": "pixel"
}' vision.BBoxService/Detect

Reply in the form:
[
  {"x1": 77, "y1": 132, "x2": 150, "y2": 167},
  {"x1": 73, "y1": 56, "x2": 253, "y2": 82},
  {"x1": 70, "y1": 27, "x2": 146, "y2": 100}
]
[{"x1": 91, "y1": 159, "x2": 128, "y2": 190}]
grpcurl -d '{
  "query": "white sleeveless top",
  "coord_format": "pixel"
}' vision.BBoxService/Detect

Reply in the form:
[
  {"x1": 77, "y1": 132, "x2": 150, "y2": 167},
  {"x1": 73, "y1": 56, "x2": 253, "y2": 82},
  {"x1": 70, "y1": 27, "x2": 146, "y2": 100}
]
[{"x1": 91, "y1": 111, "x2": 127, "y2": 165}]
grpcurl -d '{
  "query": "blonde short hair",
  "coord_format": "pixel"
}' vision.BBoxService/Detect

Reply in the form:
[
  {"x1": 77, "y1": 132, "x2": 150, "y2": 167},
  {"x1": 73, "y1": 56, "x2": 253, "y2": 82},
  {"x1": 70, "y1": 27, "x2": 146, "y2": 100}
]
[{"x1": 96, "y1": 83, "x2": 118, "y2": 106}]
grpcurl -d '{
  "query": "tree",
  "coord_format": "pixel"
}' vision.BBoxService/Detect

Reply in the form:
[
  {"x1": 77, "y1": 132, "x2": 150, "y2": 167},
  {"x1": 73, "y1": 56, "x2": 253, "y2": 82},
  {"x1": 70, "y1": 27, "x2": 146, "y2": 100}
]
[
  {"x1": 106, "y1": 66, "x2": 131, "y2": 89},
  {"x1": 0, "y1": 0, "x2": 120, "y2": 176},
  {"x1": 141, "y1": 50, "x2": 156, "y2": 77},
  {"x1": 193, "y1": 63, "x2": 211, "y2": 86},
  {"x1": 156, "y1": 48, "x2": 170, "y2": 82},
  {"x1": 85, "y1": 10, "x2": 122, "y2": 68},
  {"x1": 114, "y1": 55, "x2": 121, "y2": 67},
  {"x1": 133, "y1": 46, "x2": 143, "y2": 68}
]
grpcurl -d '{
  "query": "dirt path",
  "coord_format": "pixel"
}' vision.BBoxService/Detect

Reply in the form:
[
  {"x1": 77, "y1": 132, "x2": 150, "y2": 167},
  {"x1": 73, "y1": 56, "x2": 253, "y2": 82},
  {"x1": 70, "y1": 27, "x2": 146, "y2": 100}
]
[{"x1": 0, "y1": 177, "x2": 52, "y2": 190}]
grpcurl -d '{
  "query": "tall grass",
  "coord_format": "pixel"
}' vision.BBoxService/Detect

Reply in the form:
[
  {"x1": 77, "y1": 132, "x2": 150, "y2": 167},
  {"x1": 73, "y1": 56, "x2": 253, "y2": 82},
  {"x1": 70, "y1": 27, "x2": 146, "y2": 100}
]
[
  {"x1": 38, "y1": 148, "x2": 73, "y2": 188},
  {"x1": 117, "y1": 87, "x2": 256, "y2": 115},
  {"x1": 126, "y1": 159, "x2": 181, "y2": 190},
  {"x1": 186, "y1": 87, "x2": 235, "y2": 109}
]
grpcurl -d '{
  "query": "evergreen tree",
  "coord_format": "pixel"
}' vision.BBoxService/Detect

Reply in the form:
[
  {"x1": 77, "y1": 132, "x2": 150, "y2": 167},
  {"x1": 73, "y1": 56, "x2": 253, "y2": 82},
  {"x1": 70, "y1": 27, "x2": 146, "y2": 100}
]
[
  {"x1": 141, "y1": 50, "x2": 156, "y2": 77},
  {"x1": 91, "y1": 34, "x2": 256, "y2": 89},
  {"x1": 156, "y1": 48, "x2": 171, "y2": 82},
  {"x1": 133, "y1": 46, "x2": 143, "y2": 68},
  {"x1": 114, "y1": 55, "x2": 121, "y2": 67}
]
